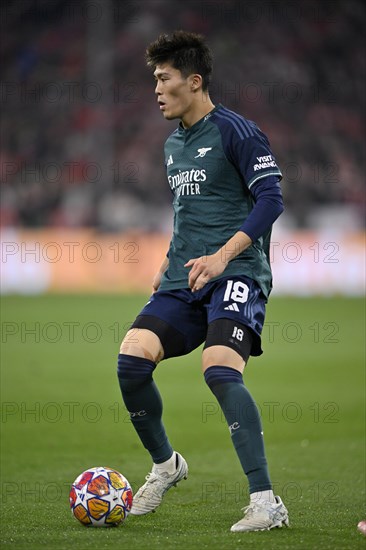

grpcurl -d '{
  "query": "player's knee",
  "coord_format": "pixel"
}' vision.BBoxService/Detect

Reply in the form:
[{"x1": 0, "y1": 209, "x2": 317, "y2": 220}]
[
  {"x1": 117, "y1": 354, "x2": 155, "y2": 393},
  {"x1": 202, "y1": 346, "x2": 245, "y2": 372},
  {"x1": 119, "y1": 330, "x2": 147, "y2": 358},
  {"x1": 119, "y1": 328, "x2": 164, "y2": 363}
]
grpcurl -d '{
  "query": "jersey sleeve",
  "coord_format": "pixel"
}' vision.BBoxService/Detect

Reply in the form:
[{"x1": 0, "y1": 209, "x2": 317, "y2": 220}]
[
  {"x1": 218, "y1": 118, "x2": 282, "y2": 191},
  {"x1": 239, "y1": 175, "x2": 284, "y2": 241}
]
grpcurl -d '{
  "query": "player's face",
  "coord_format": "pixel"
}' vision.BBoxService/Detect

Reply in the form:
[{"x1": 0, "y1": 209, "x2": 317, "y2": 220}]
[{"x1": 154, "y1": 63, "x2": 195, "y2": 121}]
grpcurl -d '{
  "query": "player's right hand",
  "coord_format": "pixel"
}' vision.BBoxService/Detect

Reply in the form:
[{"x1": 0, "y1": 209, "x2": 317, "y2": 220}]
[
  {"x1": 152, "y1": 271, "x2": 162, "y2": 293},
  {"x1": 152, "y1": 255, "x2": 169, "y2": 292}
]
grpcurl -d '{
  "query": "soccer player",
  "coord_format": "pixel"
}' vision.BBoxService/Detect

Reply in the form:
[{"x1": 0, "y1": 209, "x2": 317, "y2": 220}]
[{"x1": 117, "y1": 30, "x2": 289, "y2": 532}]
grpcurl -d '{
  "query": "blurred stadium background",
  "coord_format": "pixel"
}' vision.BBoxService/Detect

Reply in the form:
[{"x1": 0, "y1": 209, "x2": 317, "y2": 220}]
[{"x1": 0, "y1": 0, "x2": 365, "y2": 295}]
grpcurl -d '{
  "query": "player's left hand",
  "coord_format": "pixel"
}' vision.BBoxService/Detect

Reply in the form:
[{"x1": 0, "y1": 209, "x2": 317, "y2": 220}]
[{"x1": 184, "y1": 252, "x2": 228, "y2": 292}]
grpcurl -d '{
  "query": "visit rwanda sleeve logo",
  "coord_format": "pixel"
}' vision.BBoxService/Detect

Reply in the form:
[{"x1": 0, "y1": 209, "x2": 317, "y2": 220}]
[{"x1": 253, "y1": 155, "x2": 277, "y2": 171}]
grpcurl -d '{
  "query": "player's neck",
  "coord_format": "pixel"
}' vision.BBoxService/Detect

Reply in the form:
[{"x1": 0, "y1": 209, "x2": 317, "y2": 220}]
[{"x1": 181, "y1": 95, "x2": 215, "y2": 129}]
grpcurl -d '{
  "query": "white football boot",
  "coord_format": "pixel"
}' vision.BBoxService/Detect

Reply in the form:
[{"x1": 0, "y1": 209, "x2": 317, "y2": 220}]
[
  {"x1": 130, "y1": 452, "x2": 188, "y2": 515},
  {"x1": 231, "y1": 496, "x2": 289, "y2": 532}
]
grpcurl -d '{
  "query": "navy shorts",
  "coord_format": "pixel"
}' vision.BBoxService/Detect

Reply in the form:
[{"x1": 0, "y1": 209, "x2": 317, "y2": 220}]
[{"x1": 131, "y1": 275, "x2": 266, "y2": 359}]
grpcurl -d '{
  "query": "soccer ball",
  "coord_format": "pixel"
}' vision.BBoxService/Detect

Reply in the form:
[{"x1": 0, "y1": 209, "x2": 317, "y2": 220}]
[{"x1": 69, "y1": 466, "x2": 133, "y2": 527}]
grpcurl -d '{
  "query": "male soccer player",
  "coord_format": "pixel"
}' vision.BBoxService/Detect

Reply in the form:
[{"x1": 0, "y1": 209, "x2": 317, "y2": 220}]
[{"x1": 117, "y1": 30, "x2": 289, "y2": 532}]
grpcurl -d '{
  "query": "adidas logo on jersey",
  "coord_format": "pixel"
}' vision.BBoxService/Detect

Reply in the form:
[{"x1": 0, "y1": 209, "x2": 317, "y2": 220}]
[
  {"x1": 167, "y1": 154, "x2": 173, "y2": 166},
  {"x1": 224, "y1": 303, "x2": 239, "y2": 312}
]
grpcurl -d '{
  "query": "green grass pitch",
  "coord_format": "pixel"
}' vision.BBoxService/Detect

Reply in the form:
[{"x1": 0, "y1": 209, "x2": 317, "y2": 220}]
[{"x1": 0, "y1": 294, "x2": 365, "y2": 549}]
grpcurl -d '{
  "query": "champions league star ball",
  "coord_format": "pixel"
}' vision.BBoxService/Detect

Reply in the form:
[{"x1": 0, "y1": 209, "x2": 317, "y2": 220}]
[{"x1": 69, "y1": 467, "x2": 133, "y2": 527}]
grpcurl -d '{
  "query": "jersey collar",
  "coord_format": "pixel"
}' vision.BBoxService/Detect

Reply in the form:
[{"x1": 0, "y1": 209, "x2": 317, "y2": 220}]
[{"x1": 178, "y1": 104, "x2": 222, "y2": 135}]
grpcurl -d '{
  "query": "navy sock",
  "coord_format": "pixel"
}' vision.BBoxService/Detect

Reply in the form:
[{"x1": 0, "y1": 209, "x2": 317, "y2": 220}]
[
  {"x1": 117, "y1": 354, "x2": 173, "y2": 463},
  {"x1": 204, "y1": 365, "x2": 272, "y2": 493}
]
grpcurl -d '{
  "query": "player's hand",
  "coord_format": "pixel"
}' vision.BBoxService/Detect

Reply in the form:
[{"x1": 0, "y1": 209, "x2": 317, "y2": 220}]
[
  {"x1": 152, "y1": 255, "x2": 169, "y2": 292},
  {"x1": 152, "y1": 271, "x2": 162, "y2": 293},
  {"x1": 184, "y1": 252, "x2": 228, "y2": 292}
]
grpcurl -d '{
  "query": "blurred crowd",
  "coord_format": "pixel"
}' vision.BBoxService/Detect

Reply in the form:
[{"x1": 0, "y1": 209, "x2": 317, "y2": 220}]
[{"x1": 1, "y1": 0, "x2": 365, "y2": 231}]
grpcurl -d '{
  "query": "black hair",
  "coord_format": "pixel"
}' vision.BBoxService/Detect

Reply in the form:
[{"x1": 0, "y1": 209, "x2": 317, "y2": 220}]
[{"x1": 146, "y1": 30, "x2": 213, "y2": 91}]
